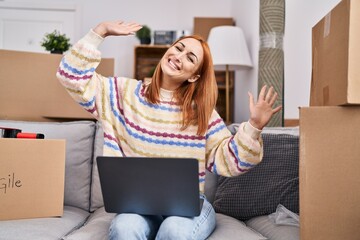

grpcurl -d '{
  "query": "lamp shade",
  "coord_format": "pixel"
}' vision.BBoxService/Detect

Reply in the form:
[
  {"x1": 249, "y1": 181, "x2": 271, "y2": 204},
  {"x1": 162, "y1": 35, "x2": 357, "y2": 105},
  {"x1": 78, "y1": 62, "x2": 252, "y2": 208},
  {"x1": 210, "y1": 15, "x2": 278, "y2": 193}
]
[{"x1": 207, "y1": 26, "x2": 253, "y2": 71}]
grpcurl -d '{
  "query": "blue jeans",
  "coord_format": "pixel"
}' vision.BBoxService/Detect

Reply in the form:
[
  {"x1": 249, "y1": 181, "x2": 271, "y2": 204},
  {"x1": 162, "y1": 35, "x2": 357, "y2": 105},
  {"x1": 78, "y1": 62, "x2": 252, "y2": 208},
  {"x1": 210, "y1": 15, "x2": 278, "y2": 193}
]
[{"x1": 109, "y1": 196, "x2": 216, "y2": 240}]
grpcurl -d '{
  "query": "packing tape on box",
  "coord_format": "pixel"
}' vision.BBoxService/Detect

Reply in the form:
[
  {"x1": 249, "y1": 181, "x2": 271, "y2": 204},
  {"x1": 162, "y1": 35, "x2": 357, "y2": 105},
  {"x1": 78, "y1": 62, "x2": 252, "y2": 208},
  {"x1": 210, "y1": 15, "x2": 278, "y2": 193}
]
[
  {"x1": 259, "y1": 33, "x2": 283, "y2": 49},
  {"x1": 0, "y1": 127, "x2": 22, "y2": 138},
  {"x1": 0, "y1": 127, "x2": 45, "y2": 139},
  {"x1": 324, "y1": 13, "x2": 331, "y2": 38}
]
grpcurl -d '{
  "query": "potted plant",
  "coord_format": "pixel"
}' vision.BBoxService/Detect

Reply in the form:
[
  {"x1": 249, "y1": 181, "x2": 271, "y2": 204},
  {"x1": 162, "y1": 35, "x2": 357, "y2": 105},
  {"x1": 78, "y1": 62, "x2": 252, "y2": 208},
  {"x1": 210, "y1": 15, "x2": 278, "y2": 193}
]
[
  {"x1": 41, "y1": 30, "x2": 71, "y2": 54},
  {"x1": 136, "y1": 25, "x2": 151, "y2": 45}
]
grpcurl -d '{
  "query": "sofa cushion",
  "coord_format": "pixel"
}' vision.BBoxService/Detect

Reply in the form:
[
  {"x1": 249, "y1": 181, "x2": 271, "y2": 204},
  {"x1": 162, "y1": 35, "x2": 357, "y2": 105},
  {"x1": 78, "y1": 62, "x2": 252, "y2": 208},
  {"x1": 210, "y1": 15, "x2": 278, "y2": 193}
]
[
  {"x1": 0, "y1": 120, "x2": 96, "y2": 211},
  {"x1": 63, "y1": 207, "x2": 115, "y2": 240},
  {"x1": 0, "y1": 206, "x2": 90, "y2": 240},
  {"x1": 246, "y1": 215, "x2": 299, "y2": 240},
  {"x1": 204, "y1": 170, "x2": 218, "y2": 204},
  {"x1": 213, "y1": 128, "x2": 299, "y2": 221},
  {"x1": 90, "y1": 121, "x2": 105, "y2": 211},
  {"x1": 207, "y1": 213, "x2": 267, "y2": 240}
]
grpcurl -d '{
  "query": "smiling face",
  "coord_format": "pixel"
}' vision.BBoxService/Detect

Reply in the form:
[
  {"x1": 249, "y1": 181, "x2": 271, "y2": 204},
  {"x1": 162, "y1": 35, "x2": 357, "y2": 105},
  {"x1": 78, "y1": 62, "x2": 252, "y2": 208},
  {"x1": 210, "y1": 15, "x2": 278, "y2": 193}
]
[{"x1": 160, "y1": 38, "x2": 204, "y2": 90}]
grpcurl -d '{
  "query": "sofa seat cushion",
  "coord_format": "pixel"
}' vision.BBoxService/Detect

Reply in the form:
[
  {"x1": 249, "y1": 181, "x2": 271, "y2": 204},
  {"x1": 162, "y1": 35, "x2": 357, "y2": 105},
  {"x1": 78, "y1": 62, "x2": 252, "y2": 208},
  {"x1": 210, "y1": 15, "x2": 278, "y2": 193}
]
[
  {"x1": 0, "y1": 206, "x2": 90, "y2": 240},
  {"x1": 207, "y1": 213, "x2": 266, "y2": 240},
  {"x1": 64, "y1": 209, "x2": 266, "y2": 240},
  {"x1": 246, "y1": 215, "x2": 299, "y2": 240},
  {"x1": 0, "y1": 120, "x2": 96, "y2": 211},
  {"x1": 63, "y1": 207, "x2": 115, "y2": 240}
]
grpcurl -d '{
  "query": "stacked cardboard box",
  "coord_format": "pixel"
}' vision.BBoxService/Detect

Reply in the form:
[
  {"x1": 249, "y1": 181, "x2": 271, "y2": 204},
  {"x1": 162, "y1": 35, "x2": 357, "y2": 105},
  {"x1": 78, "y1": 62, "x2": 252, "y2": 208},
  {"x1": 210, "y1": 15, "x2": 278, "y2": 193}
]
[
  {"x1": 0, "y1": 139, "x2": 65, "y2": 220},
  {"x1": 301, "y1": 0, "x2": 360, "y2": 239},
  {"x1": 300, "y1": 107, "x2": 360, "y2": 240},
  {"x1": 310, "y1": 0, "x2": 360, "y2": 106},
  {"x1": 0, "y1": 49, "x2": 114, "y2": 122}
]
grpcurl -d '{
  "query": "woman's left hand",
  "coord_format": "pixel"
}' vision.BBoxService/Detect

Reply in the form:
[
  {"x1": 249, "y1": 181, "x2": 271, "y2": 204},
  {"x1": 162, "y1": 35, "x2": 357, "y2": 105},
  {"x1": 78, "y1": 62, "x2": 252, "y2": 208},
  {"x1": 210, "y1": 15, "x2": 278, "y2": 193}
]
[
  {"x1": 248, "y1": 85, "x2": 282, "y2": 130},
  {"x1": 93, "y1": 20, "x2": 143, "y2": 38}
]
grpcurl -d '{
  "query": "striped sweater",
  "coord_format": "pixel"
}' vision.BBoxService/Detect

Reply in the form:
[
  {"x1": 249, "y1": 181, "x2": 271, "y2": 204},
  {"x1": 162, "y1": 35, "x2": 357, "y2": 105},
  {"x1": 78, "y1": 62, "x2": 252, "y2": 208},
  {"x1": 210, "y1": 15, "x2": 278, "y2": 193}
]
[{"x1": 56, "y1": 30, "x2": 264, "y2": 193}]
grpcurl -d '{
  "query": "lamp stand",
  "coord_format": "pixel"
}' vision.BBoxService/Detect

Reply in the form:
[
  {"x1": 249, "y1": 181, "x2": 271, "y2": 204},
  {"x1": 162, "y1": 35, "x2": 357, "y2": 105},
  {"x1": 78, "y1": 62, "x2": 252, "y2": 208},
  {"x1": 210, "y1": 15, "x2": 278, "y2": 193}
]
[{"x1": 225, "y1": 64, "x2": 230, "y2": 124}]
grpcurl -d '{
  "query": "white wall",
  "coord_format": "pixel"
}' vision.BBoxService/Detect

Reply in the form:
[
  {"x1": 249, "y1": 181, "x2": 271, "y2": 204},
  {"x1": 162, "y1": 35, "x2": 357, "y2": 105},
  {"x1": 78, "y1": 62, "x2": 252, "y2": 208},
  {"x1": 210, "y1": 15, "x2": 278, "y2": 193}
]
[{"x1": 231, "y1": 0, "x2": 259, "y2": 123}]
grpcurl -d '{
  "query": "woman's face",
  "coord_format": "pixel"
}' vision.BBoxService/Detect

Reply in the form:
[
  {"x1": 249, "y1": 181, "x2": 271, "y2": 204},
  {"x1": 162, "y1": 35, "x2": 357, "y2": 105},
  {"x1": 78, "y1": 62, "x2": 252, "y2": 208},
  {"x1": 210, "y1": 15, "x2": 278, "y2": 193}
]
[{"x1": 160, "y1": 38, "x2": 204, "y2": 90}]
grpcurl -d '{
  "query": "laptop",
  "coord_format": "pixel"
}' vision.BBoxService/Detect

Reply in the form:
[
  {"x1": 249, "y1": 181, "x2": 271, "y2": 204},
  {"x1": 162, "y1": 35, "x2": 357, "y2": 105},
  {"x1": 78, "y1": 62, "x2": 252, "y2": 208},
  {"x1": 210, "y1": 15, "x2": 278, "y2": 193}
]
[{"x1": 96, "y1": 156, "x2": 203, "y2": 217}]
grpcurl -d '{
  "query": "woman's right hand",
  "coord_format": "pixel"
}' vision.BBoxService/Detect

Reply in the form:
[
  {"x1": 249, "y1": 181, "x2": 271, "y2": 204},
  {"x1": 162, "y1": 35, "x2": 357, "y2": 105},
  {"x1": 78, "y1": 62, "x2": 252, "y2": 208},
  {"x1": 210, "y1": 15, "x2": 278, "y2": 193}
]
[{"x1": 93, "y1": 20, "x2": 143, "y2": 38}]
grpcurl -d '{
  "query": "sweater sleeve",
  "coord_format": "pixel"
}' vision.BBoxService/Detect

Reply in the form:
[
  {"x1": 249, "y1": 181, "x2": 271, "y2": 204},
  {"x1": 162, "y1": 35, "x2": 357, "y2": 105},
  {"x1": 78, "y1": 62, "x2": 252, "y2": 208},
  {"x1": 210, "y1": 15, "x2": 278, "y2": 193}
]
[
  {"x1": 56, "y1": 29, "x2": 107, "y2": 120},
  {"x1": 205, "y1": 110, "x2": 263, "y2": 177}
]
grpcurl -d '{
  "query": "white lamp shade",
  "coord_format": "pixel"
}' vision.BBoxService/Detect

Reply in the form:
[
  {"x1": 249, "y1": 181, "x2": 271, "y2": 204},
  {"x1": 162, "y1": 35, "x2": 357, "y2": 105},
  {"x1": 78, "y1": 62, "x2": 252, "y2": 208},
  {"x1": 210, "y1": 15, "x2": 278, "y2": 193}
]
[{"x1": 207, "y1": 26, "x2": 253, "y2": 71}]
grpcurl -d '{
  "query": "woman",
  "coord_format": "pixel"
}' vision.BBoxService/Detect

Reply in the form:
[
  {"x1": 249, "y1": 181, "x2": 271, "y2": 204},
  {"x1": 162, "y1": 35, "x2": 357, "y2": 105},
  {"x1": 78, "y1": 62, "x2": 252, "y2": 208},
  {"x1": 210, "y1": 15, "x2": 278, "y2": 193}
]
[{"x1": 57, "y1": 20, "x2": 281, "y2": 240}]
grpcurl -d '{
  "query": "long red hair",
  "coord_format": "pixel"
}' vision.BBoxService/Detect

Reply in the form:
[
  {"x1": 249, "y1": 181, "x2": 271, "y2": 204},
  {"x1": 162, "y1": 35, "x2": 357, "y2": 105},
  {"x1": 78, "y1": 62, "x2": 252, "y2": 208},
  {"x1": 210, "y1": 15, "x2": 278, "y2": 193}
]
[{"x1": 144, "y1": 35, "x2": 218, "y2": 136}]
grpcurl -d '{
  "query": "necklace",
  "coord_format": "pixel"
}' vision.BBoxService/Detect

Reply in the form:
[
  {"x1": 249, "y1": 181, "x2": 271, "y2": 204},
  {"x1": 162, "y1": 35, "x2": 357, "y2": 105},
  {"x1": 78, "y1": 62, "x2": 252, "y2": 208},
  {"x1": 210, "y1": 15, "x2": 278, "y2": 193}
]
[{"x1": 160, "y1": 88, "x2": 175, "y2": 102}]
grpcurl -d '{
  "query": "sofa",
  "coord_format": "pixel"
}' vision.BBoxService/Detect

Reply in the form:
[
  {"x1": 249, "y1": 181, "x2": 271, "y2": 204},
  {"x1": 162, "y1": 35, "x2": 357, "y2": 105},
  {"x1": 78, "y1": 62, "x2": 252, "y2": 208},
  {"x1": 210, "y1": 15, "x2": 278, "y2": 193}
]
[{"x1": 0, "y1": 120, "x2": 300, "y2": 240}]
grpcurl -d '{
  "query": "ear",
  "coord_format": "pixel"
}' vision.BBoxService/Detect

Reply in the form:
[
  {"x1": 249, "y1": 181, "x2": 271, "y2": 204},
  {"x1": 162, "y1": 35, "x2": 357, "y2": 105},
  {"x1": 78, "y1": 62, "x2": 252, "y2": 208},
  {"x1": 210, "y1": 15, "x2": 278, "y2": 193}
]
[{"x1": 188, "y1": 74, "x2": 200, "y2": 83}]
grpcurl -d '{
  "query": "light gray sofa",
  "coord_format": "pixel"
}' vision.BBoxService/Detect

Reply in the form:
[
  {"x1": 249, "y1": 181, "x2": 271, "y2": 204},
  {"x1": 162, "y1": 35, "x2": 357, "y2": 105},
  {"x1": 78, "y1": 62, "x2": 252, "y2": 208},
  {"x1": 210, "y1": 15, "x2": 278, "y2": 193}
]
[{"x1": 0, "y1": 120, "x2": 299, "y2": 240}]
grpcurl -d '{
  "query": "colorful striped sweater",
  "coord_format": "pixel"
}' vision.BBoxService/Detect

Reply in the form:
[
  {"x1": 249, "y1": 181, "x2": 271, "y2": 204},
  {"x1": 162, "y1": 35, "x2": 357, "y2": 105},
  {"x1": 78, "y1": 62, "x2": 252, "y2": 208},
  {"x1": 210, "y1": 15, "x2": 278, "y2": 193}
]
[{"x1": 56, "y1": 30, "x2": 264, "y2": 193}]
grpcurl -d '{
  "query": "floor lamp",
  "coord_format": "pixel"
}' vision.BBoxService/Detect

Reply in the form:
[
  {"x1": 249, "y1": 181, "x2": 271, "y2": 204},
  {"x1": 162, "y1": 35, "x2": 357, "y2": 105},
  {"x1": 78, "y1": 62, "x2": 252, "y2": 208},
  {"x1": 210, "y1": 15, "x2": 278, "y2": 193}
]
[{"x1": 207, "y1": 26, "x2": 253, "y2": 124}]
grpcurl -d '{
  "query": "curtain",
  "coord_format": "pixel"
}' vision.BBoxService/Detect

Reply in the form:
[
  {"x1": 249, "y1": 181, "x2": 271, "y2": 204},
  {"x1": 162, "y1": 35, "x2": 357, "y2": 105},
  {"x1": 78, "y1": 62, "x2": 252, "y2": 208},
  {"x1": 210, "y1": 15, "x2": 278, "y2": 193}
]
[{"x1": 258, "y1": 0, "x2": 285, "y2": 127}]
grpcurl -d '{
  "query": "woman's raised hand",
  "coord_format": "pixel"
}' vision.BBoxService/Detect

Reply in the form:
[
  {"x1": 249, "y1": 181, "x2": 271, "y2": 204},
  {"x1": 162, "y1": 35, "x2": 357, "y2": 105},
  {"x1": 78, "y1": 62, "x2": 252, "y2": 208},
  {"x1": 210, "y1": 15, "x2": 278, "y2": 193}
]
[
  {"x1": 248, "y1": 85, "x2": 282, "y2": 130},
  {"x1": 93, "y1": 20, "x2": 143, "y2": 38}
]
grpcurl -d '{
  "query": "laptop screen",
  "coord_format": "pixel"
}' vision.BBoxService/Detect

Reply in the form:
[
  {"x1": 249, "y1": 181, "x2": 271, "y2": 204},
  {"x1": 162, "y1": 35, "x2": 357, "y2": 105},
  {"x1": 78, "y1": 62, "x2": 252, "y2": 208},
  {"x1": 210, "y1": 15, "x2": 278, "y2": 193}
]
[{"x1": 97, "y1": 156, "x2": 203, "y2": 217}]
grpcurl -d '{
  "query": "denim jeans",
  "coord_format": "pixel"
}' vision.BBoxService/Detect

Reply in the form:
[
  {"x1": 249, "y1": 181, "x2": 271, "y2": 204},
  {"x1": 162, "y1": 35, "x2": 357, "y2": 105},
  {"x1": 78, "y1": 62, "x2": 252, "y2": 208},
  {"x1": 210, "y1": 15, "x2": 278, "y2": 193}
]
[{"x1": 109, "y1": 196, "x2": 216, "y2": 240}]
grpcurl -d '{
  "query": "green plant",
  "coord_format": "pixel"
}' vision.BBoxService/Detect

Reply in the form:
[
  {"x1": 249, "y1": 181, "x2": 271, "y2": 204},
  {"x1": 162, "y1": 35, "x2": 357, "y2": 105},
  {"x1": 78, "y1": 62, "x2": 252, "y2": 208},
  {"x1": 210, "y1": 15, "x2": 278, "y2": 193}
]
[
  {"x1": 136, "y1": 25, "x2": 151, "y2": 39},
  {"x1": 136, "y1": 25, "x2": 151, "y2": 44},
  {"x1": 41, "y1": 30, "x2": 71, "y2": 53}
]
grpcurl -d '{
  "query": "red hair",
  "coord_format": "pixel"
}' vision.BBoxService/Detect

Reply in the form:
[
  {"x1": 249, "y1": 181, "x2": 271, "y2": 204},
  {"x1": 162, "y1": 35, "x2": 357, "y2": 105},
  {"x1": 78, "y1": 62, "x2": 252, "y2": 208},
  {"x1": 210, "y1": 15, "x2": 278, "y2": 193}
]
[{"x1": 144, "y1": 35, "x2": 218, "y2": 136}]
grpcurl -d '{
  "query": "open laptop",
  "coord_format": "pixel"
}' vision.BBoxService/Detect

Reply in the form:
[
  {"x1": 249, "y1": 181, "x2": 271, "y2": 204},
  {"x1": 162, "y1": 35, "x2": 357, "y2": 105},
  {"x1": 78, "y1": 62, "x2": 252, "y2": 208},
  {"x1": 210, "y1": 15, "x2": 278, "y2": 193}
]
[{"x1": 96, "y1": 156, "x2": 203, "y2": 217}]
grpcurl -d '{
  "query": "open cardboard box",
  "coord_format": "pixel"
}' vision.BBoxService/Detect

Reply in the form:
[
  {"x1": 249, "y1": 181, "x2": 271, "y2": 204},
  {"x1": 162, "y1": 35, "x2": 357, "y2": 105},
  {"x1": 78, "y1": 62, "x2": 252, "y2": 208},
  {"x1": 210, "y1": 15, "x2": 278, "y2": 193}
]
[{"x1": 0, "y1": 138, "x2": 65, "y2": 221}]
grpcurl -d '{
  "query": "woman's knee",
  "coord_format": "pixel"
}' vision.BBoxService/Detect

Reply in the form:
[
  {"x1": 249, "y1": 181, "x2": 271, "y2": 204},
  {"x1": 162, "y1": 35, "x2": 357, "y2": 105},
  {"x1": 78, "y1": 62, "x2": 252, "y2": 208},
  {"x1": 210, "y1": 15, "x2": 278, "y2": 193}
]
[
  {"x1": 156, "y1": 216, "x2": 192, "y2": 240},
  {"x1": 109, "y1": 214, "x2": 152, "y2": 240},
  {"x1": 156, "y1": 200, "x2": 216, "y2": 240}
]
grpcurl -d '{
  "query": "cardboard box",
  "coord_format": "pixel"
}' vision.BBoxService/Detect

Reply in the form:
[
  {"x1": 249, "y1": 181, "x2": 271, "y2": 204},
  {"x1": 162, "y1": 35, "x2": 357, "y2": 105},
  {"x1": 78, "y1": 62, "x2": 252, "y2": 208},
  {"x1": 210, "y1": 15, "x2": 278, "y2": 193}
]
[
  {"x1": 299, "y1": 106, "x2": 360, "y2": 240},
  {"x1": 193, "y1": 17, "x2": 234, "y2": 41},
  {"x1": 0, "y1": 49, "x2": 114, "y2": 121},
  {"x1": 311, "y1": 0, "x2": 360, "y2": 106},
  {"x1": 0, "y1": 139, "x2": 65, "y2": 220}
]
